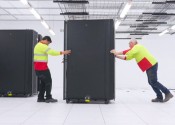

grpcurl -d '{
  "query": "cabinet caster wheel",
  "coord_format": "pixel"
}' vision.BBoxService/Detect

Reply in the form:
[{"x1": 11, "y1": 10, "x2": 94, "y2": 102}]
[
  {"x1": 105, "y1": 100, "x2": 109, "y2": 104},
  {"x1": 66, "y1": 99, "x2": 70, "y2": 103}
]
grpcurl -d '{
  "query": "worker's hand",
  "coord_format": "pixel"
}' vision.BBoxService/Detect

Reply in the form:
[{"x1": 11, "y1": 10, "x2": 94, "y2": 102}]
[
  {"x1": 115, "y1": 55, "x2": 119, "y2": 58},
  {"x1": 110, "y1": 49, "x2": 123, "y2": 56},
  {"x1": 110, "y1": 49, "x2": 117, "y2": 55},
  {"x1": 115, "y1": 55, "x2": 126, "y2": 60},
  {"x1": 62, "y1": 50, "x2": 71, "y2": 55}
]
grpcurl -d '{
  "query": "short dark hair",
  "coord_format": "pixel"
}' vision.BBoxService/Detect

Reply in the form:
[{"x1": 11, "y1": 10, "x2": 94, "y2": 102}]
[{"x1": 42, "y1": 36, "x2": 52, "y2": 43}]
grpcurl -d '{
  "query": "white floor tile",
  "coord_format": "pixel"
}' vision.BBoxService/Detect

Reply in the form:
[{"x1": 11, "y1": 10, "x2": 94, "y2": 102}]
[
  {"x1": 64, "y1": 104, "x2": 105, "y2": 125},
  {"x1": 0, "y1": 88, "x2": 174, "y2": 125}
]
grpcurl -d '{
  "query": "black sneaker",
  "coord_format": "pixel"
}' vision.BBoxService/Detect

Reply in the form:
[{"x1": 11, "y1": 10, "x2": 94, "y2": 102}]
[
  {"x1": 37, "y1": 99, "x2": 45, "y2": 102},
  {"x1": 45, "y1": 98, "x2": 58, "y2": 103},
  {"x1": 164, "y1": 93, "x2": 173, "y2": 102},
  {"x1": 151, "y1": 98, "x2": 163, "y2": 103}
]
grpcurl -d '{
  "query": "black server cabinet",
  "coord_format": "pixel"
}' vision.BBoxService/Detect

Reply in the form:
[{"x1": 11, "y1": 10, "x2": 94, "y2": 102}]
[
  {"x1": 64, "y1": 20, "x2": 115, "y2": 103},
  {"x1": 0, "y1": 30, "x2": 38, "y2": 96}
]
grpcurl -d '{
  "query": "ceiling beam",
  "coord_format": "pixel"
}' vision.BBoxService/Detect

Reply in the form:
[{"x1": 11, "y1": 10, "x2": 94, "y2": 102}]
[
  {"x1": 0, "y1": 0, "x2": 51, "y2": 2},
  {"x1": 0, "y1": 19, "x2": 64, "y2": 21},
  {"x1": 116, "y1": 31, "x2": 161, "y2": 34},
  {"x1": 152, "y1": 1, "x2": 175, "y2": 4},
  {"x1": 135, "y1": 28, "x2": 157, "y2": 30},
  {"x1": 130, "y1": 25, "x2": 149, "y2": 28},
  {"x1": 142, "y1": 22, "x2": 167, "y2": 24},
  {"x1": 143, "y1": 12, "x2": 175, "y2": 15},
  {"x1": 130, "y1": 33, "x2": 149, "y2": 35},
  {"x1": 115, "y1": 38, "x2": 142, "y2": 39},
  {"x1": 53, "y1": 0, "x2": 89, "y2": 4}
]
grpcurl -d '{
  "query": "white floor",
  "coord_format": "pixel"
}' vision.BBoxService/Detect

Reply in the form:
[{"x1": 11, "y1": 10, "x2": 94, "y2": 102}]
[{"x1": 0, "y1": 88, "x2": 174, "y2": 125}]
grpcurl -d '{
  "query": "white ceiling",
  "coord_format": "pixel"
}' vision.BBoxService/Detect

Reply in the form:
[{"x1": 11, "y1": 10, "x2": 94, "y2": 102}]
[
  {"x1": 0, "y1": 0, "x2": 175, "y2": 38},
  {"x1": 0, "y1": 0, "x2": 62, "y2": 20}
]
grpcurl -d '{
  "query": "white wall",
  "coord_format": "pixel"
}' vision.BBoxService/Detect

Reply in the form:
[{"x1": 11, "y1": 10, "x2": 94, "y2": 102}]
[
  {"x1": 0, "y1": 21, "x2": 175, "y2": 89},
  {"x1": 115, "y1": 34, "x2": 175, "y2": 89},
  {"x1": 0, "y1": 21, "x2": 65, "y2": 88}
]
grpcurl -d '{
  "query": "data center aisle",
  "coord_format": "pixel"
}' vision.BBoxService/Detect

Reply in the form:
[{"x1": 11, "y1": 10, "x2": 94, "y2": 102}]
[{"x1": 0, "y1": 88, "x2": 174, "y2": 125}]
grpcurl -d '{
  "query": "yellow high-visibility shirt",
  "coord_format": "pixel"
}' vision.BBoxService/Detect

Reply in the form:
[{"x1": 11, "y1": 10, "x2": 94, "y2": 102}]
[
  {"x1": 123, "y1": 44, "x2": 157, "y2": 72},
  {"x1": 34, "y1": 42, "x2": 61, "y2": 70}
]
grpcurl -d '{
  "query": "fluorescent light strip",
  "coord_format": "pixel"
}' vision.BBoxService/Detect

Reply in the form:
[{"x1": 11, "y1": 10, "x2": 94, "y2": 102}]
[
  {"x1": 41, "y1": 20, "x2": 49, "y2": 29},
  {"x1": 132, "y1": 2, "x2": 151, "y2": 4},
  {"x1": 30, "y1": 8, "x2": 41, "y2": 20},
  {"x1": 115, "y1": 20, "x2": 121, "y2": 30},
  {"x1": 49, "y1": 29, "x2": 56, "y2": 36},
  {"x1": 171, "y1": 25, "x2": 175, "y2": 30},
  {"x1": 20, "y1": 0, "x2": 28, "y2": 5},
  {"x1": 159, "y1": 29, "x2": 169, "y2": 36},
  {"x1": 20, "y1": 0, "x2": 55, "y2": 36},
  {"x1": 120, "y1": 2, "x2": 132, "y2": 18},
  {"x1": 89, "y1": 1, "x2": 151, "y2": 4}
]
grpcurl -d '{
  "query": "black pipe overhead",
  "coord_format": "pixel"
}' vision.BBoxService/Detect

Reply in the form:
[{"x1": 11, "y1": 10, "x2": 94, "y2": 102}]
[
  {"x1": 136, "y1": 28, "x2": 157, "y2": 30},
  {"x1": 115, "y1": 38, "x2": 142, "y2": 40},
  {"x1": 152, "y1": 2, "x2": 166, "y2": 4},
  {"x1": 136, "y1": 20, "x2": 157, "y2": 22},
  {"x1": 116, "y1": 31, "x2": 160, "y2": 34},
  {"x1": 143, "y1": 12, "x2": 175, "y2": 15},
  {"x1": 142, "y1": 22, "x2": 167, "y2": 24},
  {"x1": 171, "y1": 32, "x2": 175, "y2": 35},
  {"x1": 152, "y1": 1, "x2": 175, "y2": 4},
  {"x1": 53, "y1": 0, "x2": 89, "y2": 4},
  {"x1": 60, "y1": 12, "x2": 89, "y2": 15},
  {"x1": 130, "y1": 25, "x2": 149, "y2": 28},
  {"x1": 130, "y1": 33, "x2": 149, "y2": 35},
  {"x1": 166, "y1": 1, "x2": 175, "y2": 3}
]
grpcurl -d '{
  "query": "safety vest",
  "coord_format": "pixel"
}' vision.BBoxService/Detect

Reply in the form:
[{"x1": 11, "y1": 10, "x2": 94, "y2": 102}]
[
  {"x1": 34, "y1": 42, "x2": 61, "y2": 70},
  {"x1": 123, "y1": 44, "x2": 157, "y2": 72}
]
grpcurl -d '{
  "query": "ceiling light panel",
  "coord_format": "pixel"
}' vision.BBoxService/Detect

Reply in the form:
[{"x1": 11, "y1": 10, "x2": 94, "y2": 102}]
[
  {"x1": 0, "y1": 1, "x2": 13, "y2": 7},
  {"x1": 115, "y1": 33, "x2": 130, "y2": 38},
  {"x1": 35, "y1": 9, "x2": 61, "y2": 15},
  {"x1": 120, "y1": 2, "x2": 132, "y2": 18},
  {"x1": 5, "y1": 9, "x2": 31, "y2": 15},
  {"x1": 30, "y1": 1, "x2": 58, "y2": 8},
  {"x1": 115, "y1": 20, "x2": 121, "y2": 30},
  {"x1": 0, "y1": 15, "x2": 16, "y2": 20},
  {"x1": 9, "y1": 1, "x2": 28, "y2": 7},
  {"x1": 171, "y1": 25, "x2": 175, "y2": 30},
  {"x1": 159, "y1": 29, "x2": 169, "y2": 36},
  {"x1": 0, "y1": 9, "x2": 8, "y2": 14},
  {"x1": 42, "y1": 15, "x2": 64, "y2": 20},
  {"x1": 14, "y1": 15, "x2": 36, "y2": 20}
]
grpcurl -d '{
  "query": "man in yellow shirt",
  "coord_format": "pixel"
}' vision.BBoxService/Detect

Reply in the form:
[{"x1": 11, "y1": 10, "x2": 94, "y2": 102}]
[
  {"x1": 110, "y1": 39, "x2": 173, "y2": 102},
  {"x1": 34, "y1": 36, "x2": 71, "y2": 103}
]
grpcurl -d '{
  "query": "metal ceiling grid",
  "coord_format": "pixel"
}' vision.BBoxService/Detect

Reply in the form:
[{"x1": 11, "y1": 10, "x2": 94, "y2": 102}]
[{"x1": 0, "y1": 0, "x2": 175, "y2": 38}]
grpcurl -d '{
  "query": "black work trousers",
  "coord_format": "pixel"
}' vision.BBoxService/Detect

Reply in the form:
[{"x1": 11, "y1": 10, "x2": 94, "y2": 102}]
[
  {"x1": 35, "y1": 69, "x2": 52, "y2": 99},
  {"x1": 146, "y1": 63, "x2": 170, "y2": 99}
]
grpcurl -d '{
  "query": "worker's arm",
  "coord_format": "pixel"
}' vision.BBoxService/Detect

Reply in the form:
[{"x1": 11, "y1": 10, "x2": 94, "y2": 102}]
[
  {"x1": 115, "y1": 55, "x2": 126, "y2": 60},
  {"x1": 114, "y1": 54, "x2": 134, "y2": 61},
  {"x1": 45, "y1": 47, "x2": 71, "y2": 56},
  {"x1": 62, "y1": 50, "x2": 71, "y2": 55},
  {"x1": 111, "y1": 46, "x2": 137, "y2": 60},
  {"x1": 110, "y1": 50, "x2": 126, "y2": 60},
  {"x1": 110, "y1": 49, "x2": 123, "y2": 55}
]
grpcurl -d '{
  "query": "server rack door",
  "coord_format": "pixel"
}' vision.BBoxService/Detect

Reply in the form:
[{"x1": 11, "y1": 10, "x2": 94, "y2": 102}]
[
  {"x1": 0, "y1": 30, "x2": 26, "y2": 94},
  {"x1": 104, "y1": 20, "x2": 115, "y2": 100},
  {"x1": 64, "y1": 20, "x2": 115, "y2": 100},
  {"x1": 25, "y1": 30, "x2": 38, "y2": 95}
]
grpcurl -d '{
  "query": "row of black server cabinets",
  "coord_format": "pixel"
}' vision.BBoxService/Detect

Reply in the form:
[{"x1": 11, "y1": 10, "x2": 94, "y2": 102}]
[
  {"x1": 0, "y1": 19, "x2": 115, "y2": 104},
  {"x1": 0, "y1": 30, "x2": 39, "y2": 97}
]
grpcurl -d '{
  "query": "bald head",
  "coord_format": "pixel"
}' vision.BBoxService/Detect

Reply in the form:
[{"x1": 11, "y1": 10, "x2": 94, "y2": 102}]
[{"x1": 129, "y1": 39, "x2": 138, "y2": 48}]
